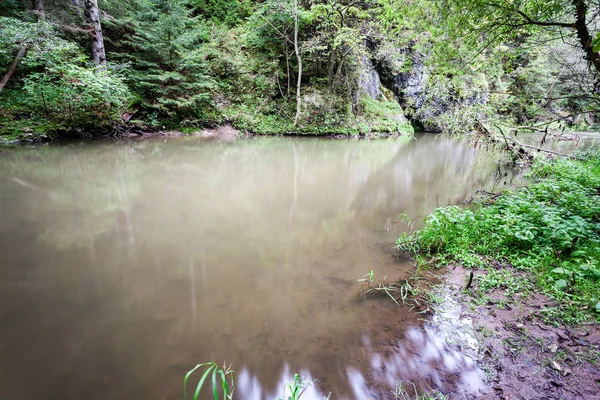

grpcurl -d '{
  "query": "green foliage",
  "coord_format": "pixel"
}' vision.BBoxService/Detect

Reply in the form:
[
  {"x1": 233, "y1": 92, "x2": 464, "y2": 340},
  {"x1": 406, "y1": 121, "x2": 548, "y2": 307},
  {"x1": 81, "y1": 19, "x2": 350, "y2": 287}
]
[
  {"x1": 0, "y1": 16, "x2": 131, "y2": 136},
  {"x1": 23, "y1": 66, "x2": 131, "y2": 129},
  {"x1": 112, "y1": 0, "x2": 217, "y2": 124},
  {"x1": 192, "y1": 0, "x2": 255, "y2": 26},
  {"x1": 398, "y1": 153, "x2": 600, "y2": 323},
  {"x1": 593, "y1": 32, "x2": 600, "y2": 53},
  {"x1": 2, "y1": 0, "x2": 598, "y2": 136},
  {"x1": 0, "y1": 16, "x2": 79, "y2": 73}
]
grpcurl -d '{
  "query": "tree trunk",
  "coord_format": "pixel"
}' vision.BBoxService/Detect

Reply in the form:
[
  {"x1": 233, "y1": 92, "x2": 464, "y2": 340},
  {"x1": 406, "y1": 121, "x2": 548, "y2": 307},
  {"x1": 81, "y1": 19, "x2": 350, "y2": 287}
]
[
  {"x1": 84, "y1": 0, "x2": 107, "y2": 69},
  {"x1": 572, "y1": 0, "x2": 600, "y2": 74},
  {"x1": 293, "y1": 0, "x2": 302, "y2": 127},
  {"x1": 33, "y1": 0, "x2": 45, "y2": 20},
  {"x1": 0, "y1": 46, "x2": 28, "y2": 94}
]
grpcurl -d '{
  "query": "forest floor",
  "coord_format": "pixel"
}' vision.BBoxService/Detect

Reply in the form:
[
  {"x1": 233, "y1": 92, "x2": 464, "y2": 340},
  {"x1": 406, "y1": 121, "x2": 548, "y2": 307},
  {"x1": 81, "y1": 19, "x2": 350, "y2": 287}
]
[{"x1": 441, "y1": 264, "x2": 600, "y2": 400}]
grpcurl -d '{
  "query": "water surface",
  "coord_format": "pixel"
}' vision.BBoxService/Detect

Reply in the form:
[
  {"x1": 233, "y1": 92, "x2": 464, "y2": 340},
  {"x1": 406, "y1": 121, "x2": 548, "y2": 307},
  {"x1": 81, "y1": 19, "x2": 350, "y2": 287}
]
[{"x1": 0, "y1": 135, "x2": 514, "y2": 399}]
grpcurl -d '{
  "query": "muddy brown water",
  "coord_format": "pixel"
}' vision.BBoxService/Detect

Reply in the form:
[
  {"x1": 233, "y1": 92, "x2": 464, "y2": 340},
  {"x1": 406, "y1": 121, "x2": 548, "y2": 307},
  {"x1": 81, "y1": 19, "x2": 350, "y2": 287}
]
[{"x1": 0, "y1": 134, "x2": 570, "y2": 400}]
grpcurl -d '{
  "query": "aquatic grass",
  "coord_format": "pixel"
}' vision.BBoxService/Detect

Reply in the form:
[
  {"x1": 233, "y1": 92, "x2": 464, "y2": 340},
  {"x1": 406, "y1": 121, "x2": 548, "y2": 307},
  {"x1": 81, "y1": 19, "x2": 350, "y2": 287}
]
[
  {"x1": 398, "y1": 152, "x2": 600, "y2": 324},
  {"x1": 358, "y1": 269, "x2": 421, "y2": 307},
  {"x1": 280, "y1": 374, "x2": 305, "y2": 400},
  {"x1": 391, "y1": 381, "x2": 449, "y2": 400},
  {"x1": 184, "y1": 362, "x2": 235, "y2": 400},
  {"x1": 184, "y1": 364, "x2": 328, "y2": 400}
]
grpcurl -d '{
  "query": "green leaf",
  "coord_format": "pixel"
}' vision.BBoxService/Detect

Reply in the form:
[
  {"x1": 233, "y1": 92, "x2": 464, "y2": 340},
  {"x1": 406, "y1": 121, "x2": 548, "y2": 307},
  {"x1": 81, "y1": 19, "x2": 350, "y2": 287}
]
[
  {"x1": 571, "y1": 250, "x2": 587, "y2": 258},
  {"x1": 554, "y1": 279, "x2": 567, "y2": 290},
  {"x1": 551, "y1": 267, "x2": 571, "y2": 275},
  {"x1": 596, "y1": 302, "x2": 600, "y2": 313},
  {"x1": 592, "y1": 33, "x2": 600, "y2": 53}
]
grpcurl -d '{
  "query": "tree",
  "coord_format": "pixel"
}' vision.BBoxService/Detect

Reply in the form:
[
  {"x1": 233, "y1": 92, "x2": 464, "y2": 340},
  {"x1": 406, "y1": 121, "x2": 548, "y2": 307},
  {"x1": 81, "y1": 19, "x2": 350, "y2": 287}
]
[
  {"x1": 293, "y1": 0, "x2": 301, "y2": 126},
  {"x1": 0, "y1": 0, "x2": 46, "y2": 93},
  {"x1": 83, "y1": 0, "x2": 106, "y2": 68},
  {"x1": 111, "y1": 0, "x2": 215, "y2": 121},
  {"x1": 438, "y1": 0, "x2": 600, "y2": 76}
]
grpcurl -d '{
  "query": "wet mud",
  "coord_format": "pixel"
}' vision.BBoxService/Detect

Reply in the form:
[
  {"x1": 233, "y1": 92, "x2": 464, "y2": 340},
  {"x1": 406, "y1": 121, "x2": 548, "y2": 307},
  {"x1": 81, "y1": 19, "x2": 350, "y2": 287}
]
[{"x1": 442, "y1": 265, "x2": 600, "y2": 400}]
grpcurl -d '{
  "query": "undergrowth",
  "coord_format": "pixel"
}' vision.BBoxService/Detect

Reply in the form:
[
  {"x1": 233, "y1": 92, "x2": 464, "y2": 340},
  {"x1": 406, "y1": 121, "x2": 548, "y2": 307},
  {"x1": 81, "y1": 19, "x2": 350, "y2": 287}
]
[{"x1": 397, "y1": 151, "x2": 600, "y2": 324}]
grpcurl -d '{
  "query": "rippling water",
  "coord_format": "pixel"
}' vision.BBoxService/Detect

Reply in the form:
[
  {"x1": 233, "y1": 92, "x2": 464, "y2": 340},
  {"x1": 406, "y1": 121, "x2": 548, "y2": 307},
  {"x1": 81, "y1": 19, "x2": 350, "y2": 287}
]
[{"x1": 0, "y1": 135, "x2": 521, "y2": 399}]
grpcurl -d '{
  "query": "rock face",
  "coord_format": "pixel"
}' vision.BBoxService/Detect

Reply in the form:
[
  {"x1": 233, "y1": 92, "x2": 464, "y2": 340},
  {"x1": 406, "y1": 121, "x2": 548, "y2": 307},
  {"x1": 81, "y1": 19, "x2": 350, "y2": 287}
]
[
  {"x1": 391, "y1": 54, "x2": 427, "y2": 110},
  {"x1": 376, "y1": 47, "x2": 427, "y2": 112},
  {"x1": 375, "y1": 45, "x2": 488, "y2": 131},
  {"x1": 360, "y1": 56, "x2": 381, "y2": 100}
]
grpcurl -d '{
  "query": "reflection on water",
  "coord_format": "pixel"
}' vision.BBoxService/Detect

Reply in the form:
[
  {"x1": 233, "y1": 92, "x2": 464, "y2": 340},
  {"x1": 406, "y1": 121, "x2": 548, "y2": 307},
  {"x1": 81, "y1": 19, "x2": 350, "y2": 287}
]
[
  {"x1": 518, "y1": 131, "x2": 600, "y2": 154},
  {"x1": 0, "y1": 135, "x2": 516, "y2": 399}
]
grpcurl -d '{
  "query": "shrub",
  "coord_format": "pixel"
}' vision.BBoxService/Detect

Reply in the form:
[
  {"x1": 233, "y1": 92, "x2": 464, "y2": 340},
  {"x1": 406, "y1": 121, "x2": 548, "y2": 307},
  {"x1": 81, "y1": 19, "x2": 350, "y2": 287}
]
[{"x1": 23, "y1": 66, "x2": 131, "y2": 130}]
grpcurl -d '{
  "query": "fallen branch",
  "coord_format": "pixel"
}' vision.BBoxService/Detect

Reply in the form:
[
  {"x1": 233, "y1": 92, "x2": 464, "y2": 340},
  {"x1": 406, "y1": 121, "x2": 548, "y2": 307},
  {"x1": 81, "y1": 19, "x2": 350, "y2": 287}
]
[
  {"x1": 502, "y1": 135, "x2": 583, "y2": 160},
  {"x1": 479, "y1": 121, "x2": 583, "y2": 160}
]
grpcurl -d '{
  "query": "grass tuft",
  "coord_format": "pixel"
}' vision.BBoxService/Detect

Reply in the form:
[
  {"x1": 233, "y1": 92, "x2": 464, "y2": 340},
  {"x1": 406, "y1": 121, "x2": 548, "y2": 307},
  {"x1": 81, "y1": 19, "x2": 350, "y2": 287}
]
[{"x1": 184, "y1": 362, "x2": 235, "y2": 400}]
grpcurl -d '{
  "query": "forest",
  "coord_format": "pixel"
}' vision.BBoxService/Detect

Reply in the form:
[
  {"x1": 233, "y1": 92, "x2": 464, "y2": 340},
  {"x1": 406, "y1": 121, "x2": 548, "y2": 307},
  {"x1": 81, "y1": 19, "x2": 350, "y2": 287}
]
[{"x1": 1, "y1": 0, "x2": 599, "y2": 139}]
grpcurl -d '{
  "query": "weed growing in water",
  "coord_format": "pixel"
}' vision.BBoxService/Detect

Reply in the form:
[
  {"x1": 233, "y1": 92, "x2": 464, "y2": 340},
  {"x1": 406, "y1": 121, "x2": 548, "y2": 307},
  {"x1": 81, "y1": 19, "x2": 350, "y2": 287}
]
[
  {"x1": 398, "y1": 152, "x2": 600, "y2": 324},
  {"x1": 184, "y1": 362, "x2": 235, "y2": 400},
  {"x1": 184, "y1": 364, "x2": 332, "y2": 400},
  {"x1": 358, "y1": 270, "x2": 417, "y2": 306},
  {"x1": 391, "y1": 381, "x2": 449, "y2": 400},
  {"x1": 280, "y1": 374, "x2": 305, "y2": 400}
]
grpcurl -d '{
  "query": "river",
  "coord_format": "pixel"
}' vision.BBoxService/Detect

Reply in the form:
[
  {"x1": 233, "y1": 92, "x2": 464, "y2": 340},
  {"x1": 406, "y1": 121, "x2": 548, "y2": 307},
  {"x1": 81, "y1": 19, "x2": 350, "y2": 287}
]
[{"x1": 0, "y1": 133, "x2": 585, "y2": 399}]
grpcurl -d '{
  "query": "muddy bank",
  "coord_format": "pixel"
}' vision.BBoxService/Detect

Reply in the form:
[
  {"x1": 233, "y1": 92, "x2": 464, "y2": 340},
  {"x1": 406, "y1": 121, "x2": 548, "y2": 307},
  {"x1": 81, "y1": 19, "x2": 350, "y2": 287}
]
[{"x1": 439, "y1": 264, "x2": 600, "y2": 399}]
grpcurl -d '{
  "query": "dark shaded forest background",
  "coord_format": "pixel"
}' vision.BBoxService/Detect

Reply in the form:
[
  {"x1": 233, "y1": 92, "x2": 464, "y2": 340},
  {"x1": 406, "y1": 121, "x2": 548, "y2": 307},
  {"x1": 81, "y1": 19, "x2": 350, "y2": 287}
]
[{"x1": 1, "y1": 0, "x2": 599, "y2": 138}]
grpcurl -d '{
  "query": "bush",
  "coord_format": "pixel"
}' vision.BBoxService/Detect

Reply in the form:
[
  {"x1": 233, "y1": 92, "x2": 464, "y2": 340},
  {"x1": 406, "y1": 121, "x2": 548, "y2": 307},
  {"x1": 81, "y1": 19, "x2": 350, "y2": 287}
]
[
  {"x1": 22, "y1": 66, "x2": 131, "y2": 130},
  {"x1": 398, "y1": 153, "x2": 600, "y2": 322}
]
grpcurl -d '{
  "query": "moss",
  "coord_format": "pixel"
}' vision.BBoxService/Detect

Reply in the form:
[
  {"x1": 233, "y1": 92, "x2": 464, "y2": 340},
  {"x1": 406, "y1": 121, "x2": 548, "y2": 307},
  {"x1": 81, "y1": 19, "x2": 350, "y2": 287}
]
[{"x1": 224, "y1": 94, "x2": 414, "y2": 136}]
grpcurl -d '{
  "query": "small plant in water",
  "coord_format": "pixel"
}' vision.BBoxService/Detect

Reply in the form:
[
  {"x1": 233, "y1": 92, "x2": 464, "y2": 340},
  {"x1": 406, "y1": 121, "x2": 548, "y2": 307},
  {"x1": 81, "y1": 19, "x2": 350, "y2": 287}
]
[
  {"x1": 392, "y1": 381, "x2": 449, "y2": 400},
  {"x1": 280, "y1": 374, "x2": 306, "y2": 400},
  {"x1": 184, "y1": 362, "x2": 235, "y2": 400},
  {"x1": 358, "y1": 270, "x2": 412, "y2": 306},
  {"x1": 358, "y1": 270, "x2": 375, "y2": 285}
]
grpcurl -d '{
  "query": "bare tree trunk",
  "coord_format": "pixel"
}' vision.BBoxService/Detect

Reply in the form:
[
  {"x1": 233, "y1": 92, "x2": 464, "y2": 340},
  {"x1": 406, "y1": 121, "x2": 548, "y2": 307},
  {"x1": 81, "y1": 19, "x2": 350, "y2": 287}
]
[
  {"x1": 0, "y1": 46, "x2": 28, "y2": 94},
  {"x1": 293, "y1": 0, "x2": 302, "y2": 127},
  {"x1": 84, "y1": 0, "x2": 107, "y2": 69},
  {"x1": 33, "y1": 0, "x2": 45, "y2": 20}
]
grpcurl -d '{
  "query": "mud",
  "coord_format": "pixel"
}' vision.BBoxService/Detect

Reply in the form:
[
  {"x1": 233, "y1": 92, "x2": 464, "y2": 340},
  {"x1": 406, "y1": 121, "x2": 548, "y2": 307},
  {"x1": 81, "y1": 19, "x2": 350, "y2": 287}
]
[
  {"x1": 442, "y1": 264, "x2": 600, "y2": 400},
  {"x1": 194, "y1": 123, "x2": 240, "y2": 140}
]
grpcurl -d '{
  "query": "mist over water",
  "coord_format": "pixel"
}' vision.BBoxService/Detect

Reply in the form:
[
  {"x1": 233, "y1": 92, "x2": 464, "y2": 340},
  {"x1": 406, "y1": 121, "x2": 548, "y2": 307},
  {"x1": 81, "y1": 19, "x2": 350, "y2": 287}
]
[{"x1": 0, "y1": 135, "x2": 517, "y2": 399}]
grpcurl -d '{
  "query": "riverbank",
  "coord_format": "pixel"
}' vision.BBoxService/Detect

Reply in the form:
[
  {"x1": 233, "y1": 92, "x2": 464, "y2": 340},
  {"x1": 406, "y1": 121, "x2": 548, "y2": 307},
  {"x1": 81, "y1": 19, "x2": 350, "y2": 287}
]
[
  {"x1": 439, "y1": 264, "x2": 600, "y2": 399},
  {"x1": 399, "y1": 151, "x2": 600, "y2": 398},
  {"x1": 0, "y1": 118, "x2": 415, "y2": 144}
]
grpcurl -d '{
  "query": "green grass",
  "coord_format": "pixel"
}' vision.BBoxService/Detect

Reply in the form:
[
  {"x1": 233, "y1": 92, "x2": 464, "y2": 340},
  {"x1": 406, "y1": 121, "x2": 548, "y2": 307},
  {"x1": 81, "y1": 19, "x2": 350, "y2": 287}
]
[
  {"x1": 391, "y1": 381, "x2": 449, "y2": 400},
  {"x1": 397, "y1": 151, "x2": 600, "y2": 324},
  {"x1": 282, "y1": 374, "x2": 306, "y2": 400},
  {"x1": 184, "y1": 365, "x2": 331, "y2": 400},
  {"x1": 184, "y1": 362, "x2": 235, "y2": 400}
]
